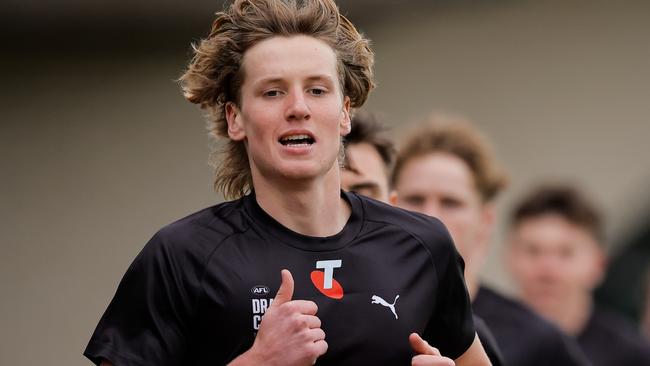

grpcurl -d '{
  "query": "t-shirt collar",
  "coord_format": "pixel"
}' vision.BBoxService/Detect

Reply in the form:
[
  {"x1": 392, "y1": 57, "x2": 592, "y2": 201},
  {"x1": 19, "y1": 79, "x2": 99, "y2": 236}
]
[{"x1": 242, "y1": 190, "x2": 363, "y2": 251}]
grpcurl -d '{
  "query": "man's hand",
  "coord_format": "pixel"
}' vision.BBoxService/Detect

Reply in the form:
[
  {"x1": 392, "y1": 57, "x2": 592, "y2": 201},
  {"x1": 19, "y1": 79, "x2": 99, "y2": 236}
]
[
  {"x1": 410, "y1": 333, "x2": 455, "y2": 366},
  {"x1": 230, "y1": 269, "x2": 327, "y2": 366}
]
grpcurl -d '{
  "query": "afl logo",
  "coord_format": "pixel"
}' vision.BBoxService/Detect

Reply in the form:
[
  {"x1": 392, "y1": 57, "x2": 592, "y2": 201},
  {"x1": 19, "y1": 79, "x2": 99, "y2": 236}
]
[{"x1": 251, "y1": 285, "x2": 270, "y2": 296}]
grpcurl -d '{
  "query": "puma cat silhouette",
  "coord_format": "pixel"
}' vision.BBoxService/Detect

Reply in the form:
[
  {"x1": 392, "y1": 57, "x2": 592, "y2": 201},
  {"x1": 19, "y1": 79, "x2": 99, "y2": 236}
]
[{"x1": 371, "y1": 294, "x2": 399, "y2": 319}]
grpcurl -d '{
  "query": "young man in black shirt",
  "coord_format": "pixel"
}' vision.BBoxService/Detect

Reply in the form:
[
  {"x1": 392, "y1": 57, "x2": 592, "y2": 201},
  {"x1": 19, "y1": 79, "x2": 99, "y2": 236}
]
[
  {"x1": 390, "y1": 115, "x2": 590, "y2": 366},
  {"x1": 341, "y1": 112, "x2": 505, "y2": 366},
  {"x1": 506, "y1": 185, "x2": 650, "y2": 366},
  {"x1": 84, "y1": 1, "x2": 491, "y2": 365}
]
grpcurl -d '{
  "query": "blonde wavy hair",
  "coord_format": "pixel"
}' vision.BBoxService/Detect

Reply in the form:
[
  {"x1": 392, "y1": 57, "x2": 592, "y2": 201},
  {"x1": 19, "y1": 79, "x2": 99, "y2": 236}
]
[
  {"x1": 392, "y1": 114, "x2": 508, "y2": 203},
  {"x1": 179, "y1": 0, "x2": 375, "y2": 199}
]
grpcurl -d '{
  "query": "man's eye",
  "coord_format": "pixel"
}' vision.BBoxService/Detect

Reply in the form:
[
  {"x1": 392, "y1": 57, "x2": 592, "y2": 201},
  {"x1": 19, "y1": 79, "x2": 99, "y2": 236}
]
[
  {"x1": 559, "y1": 246, "x2": 574, "y2": 259},
  {"x1": 309, "y1": 88, "x2": 325, "y2": 95},
  {"x1": 440, "y1": 198, "x2": 462, "y2": 209},
  {"x1": 264, "y1": 90, "x2": 281, "y2": 97},
  {"x1": 525, "y1": 245, "x2": 541, "y2": 257},
  {"x1": 404, "y1": 196, "x2": 425, "y2": 206}
]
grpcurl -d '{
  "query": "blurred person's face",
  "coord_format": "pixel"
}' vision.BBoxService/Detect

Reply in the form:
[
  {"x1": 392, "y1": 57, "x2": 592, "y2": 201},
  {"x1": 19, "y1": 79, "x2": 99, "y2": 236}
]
[
  {"x1": 390, "y1": 152, "x2": 493, "y2": 270},
  {"x1": 506, "y1": 214, "x2": 605, "y2": 314},
  {"x1": 225, "y1": 35, "x2": 351, "y2": 182},
  {"x1": 341, "y1": 142, "x2": 389, "y2": 202}
]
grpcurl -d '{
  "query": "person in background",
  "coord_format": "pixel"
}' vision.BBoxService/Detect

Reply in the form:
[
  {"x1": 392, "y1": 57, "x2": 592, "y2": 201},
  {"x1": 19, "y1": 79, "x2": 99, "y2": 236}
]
[
  {"x1": 594, "y1": 212, "x2": 650, "y2": 337},
  {"x1": 340, "y1": 111, "x2": 505, "y2": 365},
  {"x1": 340, "y1": 111, "x2": 395, "y2": 202},
  {"x1": 506, "y1": 184, "x2": 650, "y2": 366},
  {"x1": 643, "y1": 270, "x2": 650, "y2": 338},
  {"x1": 391, "y1": 114, "x2": 590, "y2": 366}
]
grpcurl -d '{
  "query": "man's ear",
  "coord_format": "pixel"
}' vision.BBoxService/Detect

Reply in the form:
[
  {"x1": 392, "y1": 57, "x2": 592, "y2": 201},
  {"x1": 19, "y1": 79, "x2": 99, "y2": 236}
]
[
  {"x1": 478, "y1": 203, "x2": 496, "y2": 246},
  {"x1": 340, "y1": 96, "x2": 352, "y2": 136},
  {"x1": 472, "y1": 202, "x2": 496, "y2": 270},
  {"x1": 225, "y1": 102, "x2": 246, "y2": 141},
  {"x1": 590, "y1": 246, "x2": 608, "y2": 289},
  {"x1": 389, "y1": 190, "x2": 398, "y2": 206}
]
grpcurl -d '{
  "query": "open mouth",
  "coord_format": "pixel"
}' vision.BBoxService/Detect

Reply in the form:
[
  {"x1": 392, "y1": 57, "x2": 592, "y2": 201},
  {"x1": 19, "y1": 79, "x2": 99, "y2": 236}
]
[{"x1": 279, "y1": 134, "x2": 315, "y2": 146}]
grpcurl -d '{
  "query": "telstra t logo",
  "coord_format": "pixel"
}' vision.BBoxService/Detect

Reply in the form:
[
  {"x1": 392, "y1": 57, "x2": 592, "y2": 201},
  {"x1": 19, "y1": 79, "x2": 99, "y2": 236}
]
[{"x1": 311, "y1": 260, "x2": 344, "y2": 299}]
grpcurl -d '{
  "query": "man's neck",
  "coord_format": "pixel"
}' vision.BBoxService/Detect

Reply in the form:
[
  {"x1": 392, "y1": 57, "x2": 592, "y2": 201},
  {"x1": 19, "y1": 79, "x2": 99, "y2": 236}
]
[
  {"x1": 466, "y1": 274, "x2": 479, "y2": 302},
  {"x1": 530, "y1": 293, "x2": 593, "y2": 336},
  {"x1": 252, "y1": 166, "x2": 351, "y2": 237}
]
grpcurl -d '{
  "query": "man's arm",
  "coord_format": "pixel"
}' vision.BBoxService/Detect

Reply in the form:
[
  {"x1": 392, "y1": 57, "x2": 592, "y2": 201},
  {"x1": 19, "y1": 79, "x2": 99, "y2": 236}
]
[
  {"x1": 453, "y1": 334, "x2": 491, "y2": 366},
  {"x1": 99, "y1": 270, "x2": 324, "y2": 366},
  {"x1": 410, "y1": 333, "x2": 491, "y2": 366}
]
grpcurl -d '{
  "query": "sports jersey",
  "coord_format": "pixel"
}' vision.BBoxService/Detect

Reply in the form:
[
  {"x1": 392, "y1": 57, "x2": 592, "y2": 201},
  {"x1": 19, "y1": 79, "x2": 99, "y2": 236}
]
[
  {"x1": 474, "y1": 286, "x2": 590, "y2": 366},
  {"x1": 473, "y1": 315, "x2": 505, "y2": 366},
  {"x1": 84, "y1": 191, "x2": 476, "y2": 365},
  {"x1": 577, "y1": 307, "x2": 650, "y2": 366}
]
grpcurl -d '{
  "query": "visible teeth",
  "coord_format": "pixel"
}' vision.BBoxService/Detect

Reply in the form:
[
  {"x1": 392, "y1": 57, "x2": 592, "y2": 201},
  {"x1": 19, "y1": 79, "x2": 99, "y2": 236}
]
[{"x1": 282, "y1": 134, "x2": 310, "y2": 141}]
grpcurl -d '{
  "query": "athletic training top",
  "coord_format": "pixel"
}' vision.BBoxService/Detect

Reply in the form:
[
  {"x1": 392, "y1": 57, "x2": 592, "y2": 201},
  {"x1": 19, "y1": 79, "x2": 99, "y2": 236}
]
[
  {"x1": 84, "y1": 191, "x2": 476, "y2": 366},
  {"x1": 578, "y1": 307, "x2": 650, "y2": 366},
  {"x1": 473, "y1": 315, "x2": 505, "y2": 366},
  {"x1": 474, "y1": 286, "x2": 591, "y2": 366}
]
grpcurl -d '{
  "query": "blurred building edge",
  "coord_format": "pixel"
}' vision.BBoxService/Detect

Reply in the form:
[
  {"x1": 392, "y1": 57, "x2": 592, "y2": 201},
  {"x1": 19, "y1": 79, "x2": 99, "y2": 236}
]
[
  {"x1": 596, "y1": 211, "x2": 650, "y2": 335},
  {"x1": 641, "y1": 270, "x2": 650, "y2": 339}
]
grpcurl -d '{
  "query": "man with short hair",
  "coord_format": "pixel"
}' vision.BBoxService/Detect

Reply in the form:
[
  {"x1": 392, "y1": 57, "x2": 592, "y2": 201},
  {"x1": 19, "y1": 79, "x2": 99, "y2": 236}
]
[
  {"x1": 341, "y1": 111, "x2": 395, "y2": 202},
  {"x1": 506, "y1": 184, "x2": 650, "y2": 366},
  {"x1": 83, "y1": 1, "x2": 490, "y2": 365},
  {"x1": 390, "y1": 114, "x2": 590, "y2": 366},
  {"x1": 341, "y1": 112, "x2": 505, "y2": 365}
]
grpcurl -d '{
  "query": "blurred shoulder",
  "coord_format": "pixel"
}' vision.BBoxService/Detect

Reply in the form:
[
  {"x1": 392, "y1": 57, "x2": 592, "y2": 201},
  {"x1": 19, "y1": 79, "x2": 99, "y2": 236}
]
[{"x1": 350, "y1": 192, "x2": 456, "y2": 255}]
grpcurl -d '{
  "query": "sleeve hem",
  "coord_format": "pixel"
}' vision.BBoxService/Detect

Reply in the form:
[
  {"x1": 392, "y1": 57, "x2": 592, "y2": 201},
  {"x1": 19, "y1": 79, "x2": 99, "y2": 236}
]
[
  {"x1": 83, "y1": 341, "x2": 147, "y2": 366},
  {"x1": 448, "y1": 331, "x2": 477, "y2": 361}
]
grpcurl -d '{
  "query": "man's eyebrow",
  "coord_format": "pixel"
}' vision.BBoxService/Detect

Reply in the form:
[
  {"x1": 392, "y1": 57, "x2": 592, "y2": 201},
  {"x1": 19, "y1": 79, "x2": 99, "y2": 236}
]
[
  {"x1": 349, "y1": 182, "x2": 379, "y2": 191},
  {"x1": 342, "y1": 151, "x2": 357, "y2": 173},
  {"x1": 342, "y1": 163, "x2": 360, "y2": 174},
  {"x1": 254, "y1": 74, "x2": 334, "y2": 85},
  {"x1": 305, "y1": 75, "x2": 335, "y2": 83},
  {"x1": 253, "y1": 77, "x2": 284, "y2": 86}
]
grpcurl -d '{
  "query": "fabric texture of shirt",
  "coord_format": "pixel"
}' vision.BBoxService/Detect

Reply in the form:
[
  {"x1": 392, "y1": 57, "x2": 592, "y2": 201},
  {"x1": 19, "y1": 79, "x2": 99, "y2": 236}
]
[
  {"x1": 578, "y1": 307, "x2": 650, "y2": 366},
  {"x1": 474, "y1": 286, "x2": 591, "y2": 366},
  {"x1": 474, "y1": 314, "x2": 505, "y2": 366},
  {"x1": 84, "y1": 192, "x2": 476, "y2": 365}
]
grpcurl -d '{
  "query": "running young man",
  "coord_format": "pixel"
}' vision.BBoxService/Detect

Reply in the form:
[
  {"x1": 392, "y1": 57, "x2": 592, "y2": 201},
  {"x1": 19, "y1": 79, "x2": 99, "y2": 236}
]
[
  {"x1": 390, "y1": 115, "x2": 589, "y2": 366},
  {"x1": 84, "y1": 1, "x2": 490, "y2": 365}
]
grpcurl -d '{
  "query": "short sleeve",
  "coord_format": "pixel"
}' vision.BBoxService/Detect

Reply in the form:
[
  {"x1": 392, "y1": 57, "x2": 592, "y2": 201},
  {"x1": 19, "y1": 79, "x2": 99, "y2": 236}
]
[
  {"x1": 549, "y1": 335, "x2": 592, "y2": 366},
  {"x1": 423, "y1": 225, "x2": 476, "y2": 360},
  {"x1": 84, "y1": 232, "x2": 199, "y2": 366},
  {"x1": 473, "y1": 315, "x2": 505, "y2": 366}
]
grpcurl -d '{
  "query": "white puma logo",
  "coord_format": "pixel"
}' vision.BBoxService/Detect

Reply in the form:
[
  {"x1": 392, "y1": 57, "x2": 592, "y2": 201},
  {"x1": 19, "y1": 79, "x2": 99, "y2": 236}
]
[{"x1": 371, "y1": 294, "x2": 400, "y2": 319}]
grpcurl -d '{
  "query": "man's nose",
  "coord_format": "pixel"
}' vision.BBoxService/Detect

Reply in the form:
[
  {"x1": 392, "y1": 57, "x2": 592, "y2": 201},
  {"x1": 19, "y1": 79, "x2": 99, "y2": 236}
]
[
  {"x1": 422, "y1": 201, "x2": 441, "y2": 219},
  {"x1": 537, "y1": 252, "x2": 563, "y2": 275},
  {"x1": 285, "y1": 89, "x2": 311, "y2": 121}
]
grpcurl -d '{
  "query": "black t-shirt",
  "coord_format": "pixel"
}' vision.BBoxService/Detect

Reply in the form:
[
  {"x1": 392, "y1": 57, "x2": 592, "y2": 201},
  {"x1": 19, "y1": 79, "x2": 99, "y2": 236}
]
[
  {"x1": 84, "y1": 192, "x2": 476, "y2": 365},
  {"x1": 474, "y1": 286, "x2": 590, "y2": 366},
  {"x1": 578, "y1": 307, "x2": 650, "y2": 366},
  {"x1": 473, "y1": 314, "x2": 505, "y2": 366}
]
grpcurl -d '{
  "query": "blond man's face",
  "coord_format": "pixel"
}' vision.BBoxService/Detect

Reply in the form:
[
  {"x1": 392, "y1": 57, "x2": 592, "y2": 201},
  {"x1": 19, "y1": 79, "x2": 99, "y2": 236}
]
[
  {"x1": 391, "y1": 152, "x2": 492, "y2": 269},
  {"x1": 225, "y1": 35, "x2": 351, "y2": 183}
]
